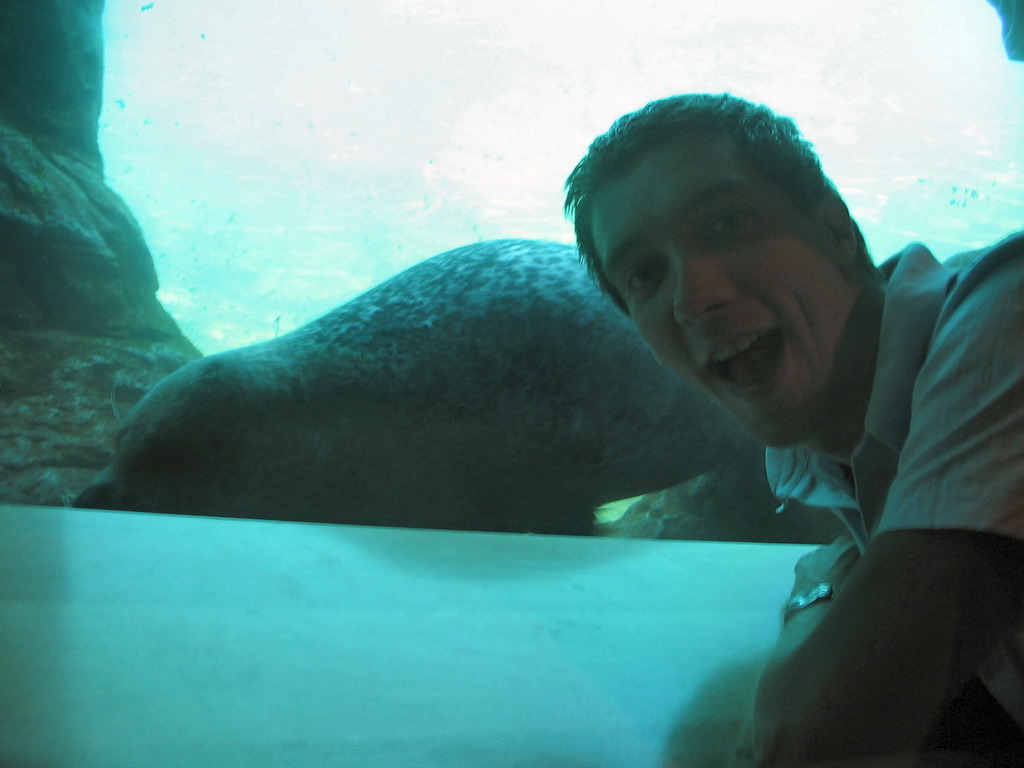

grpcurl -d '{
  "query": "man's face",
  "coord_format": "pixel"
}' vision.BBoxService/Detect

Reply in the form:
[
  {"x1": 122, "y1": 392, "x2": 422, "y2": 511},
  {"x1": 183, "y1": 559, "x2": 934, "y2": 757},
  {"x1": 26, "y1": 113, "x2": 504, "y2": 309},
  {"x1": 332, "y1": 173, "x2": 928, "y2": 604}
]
[{"x1": 589, "y1": 137, "x2": 867, "y2": 450}]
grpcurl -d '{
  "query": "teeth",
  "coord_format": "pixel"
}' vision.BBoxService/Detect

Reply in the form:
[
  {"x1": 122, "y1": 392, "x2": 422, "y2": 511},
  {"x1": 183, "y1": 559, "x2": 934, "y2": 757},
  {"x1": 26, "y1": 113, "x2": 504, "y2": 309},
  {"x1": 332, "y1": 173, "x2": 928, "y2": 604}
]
[{"x1": 709, "y1": 329, "x2": 771, "y2": 364}]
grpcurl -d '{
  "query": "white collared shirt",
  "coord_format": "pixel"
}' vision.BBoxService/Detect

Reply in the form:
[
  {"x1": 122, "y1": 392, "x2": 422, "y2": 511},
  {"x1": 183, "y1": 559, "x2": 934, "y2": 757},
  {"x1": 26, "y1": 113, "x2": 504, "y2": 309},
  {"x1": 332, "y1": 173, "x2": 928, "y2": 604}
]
[{"x1": 766, "y1": 230, "x2": 1024, "y2": 726}]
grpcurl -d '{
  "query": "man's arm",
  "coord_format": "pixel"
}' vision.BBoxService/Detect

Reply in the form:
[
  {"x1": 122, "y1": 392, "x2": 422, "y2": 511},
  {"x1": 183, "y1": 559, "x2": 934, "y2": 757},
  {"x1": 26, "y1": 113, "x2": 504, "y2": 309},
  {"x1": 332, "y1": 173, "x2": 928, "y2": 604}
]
[{"x1": 751, "y1": 527, "x2": 1024, "y2": 766}]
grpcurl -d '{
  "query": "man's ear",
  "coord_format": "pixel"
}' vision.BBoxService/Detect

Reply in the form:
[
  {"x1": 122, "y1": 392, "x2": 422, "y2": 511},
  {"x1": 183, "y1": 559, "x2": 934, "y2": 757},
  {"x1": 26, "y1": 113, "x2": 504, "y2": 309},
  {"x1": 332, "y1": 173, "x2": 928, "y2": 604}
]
[
  {"x1": 823, "y1": 193, "x2": 856, "y2": 253},
  {"x1": 819, "y1": 193, "x2": 858, "y2": 265}
]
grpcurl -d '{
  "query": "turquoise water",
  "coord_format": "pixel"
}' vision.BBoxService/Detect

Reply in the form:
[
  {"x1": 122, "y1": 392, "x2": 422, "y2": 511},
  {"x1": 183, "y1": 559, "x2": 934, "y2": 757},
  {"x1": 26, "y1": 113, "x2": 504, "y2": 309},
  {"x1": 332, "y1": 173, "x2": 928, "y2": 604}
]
[{"x1": 99, "y1": 0, "x2": 1023, "y2": 355}]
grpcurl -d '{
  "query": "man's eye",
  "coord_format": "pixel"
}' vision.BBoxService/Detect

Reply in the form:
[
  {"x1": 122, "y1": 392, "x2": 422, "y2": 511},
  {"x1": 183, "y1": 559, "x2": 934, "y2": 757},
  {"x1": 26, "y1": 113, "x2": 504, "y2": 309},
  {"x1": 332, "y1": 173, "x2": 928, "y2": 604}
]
[
  {"x1": 622, "y1": 258, "x2": 663, "y2": 297},
  {"x1": 705, "y1": 209, "x2": 753, "y2": 242}
]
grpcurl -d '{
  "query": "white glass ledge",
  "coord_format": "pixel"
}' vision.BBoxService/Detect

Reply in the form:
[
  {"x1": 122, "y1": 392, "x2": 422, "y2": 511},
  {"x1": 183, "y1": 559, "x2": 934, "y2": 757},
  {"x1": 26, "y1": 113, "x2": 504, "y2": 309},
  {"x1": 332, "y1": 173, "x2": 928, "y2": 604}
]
[{"x1": 0, "y1": 503, "x2": 810, "y2": 768}]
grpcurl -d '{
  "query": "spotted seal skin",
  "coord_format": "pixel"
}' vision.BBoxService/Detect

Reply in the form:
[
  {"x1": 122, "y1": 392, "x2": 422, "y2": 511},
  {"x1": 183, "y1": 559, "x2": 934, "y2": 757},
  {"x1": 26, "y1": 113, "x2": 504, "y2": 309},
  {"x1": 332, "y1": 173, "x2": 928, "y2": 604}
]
[{"x1": 75, "y1": 239, "x2": 772, "y2": 535}]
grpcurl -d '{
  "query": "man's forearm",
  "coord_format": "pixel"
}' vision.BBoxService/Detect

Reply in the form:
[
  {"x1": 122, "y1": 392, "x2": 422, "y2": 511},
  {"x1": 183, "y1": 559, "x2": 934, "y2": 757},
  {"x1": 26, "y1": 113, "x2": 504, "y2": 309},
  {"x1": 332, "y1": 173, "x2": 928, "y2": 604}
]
[{"x1": 748, "y1": 530, "x2": 1024, "y2": 766}]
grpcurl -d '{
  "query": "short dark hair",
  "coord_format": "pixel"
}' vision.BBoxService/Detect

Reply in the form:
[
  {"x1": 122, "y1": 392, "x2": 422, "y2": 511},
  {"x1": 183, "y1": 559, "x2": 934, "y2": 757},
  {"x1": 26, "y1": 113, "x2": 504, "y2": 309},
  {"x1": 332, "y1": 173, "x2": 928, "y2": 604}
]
[{"x1": 564, "y1": 93, "x2": 876, "y2": 311}]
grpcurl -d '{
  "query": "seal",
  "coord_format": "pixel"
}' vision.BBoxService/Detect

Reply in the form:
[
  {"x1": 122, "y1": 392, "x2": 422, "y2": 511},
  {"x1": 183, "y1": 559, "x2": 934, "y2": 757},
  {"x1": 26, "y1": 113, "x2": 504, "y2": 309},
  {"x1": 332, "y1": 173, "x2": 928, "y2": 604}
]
[{"x1": 75, "y1": 239, "x2": 772, "y2": 535}]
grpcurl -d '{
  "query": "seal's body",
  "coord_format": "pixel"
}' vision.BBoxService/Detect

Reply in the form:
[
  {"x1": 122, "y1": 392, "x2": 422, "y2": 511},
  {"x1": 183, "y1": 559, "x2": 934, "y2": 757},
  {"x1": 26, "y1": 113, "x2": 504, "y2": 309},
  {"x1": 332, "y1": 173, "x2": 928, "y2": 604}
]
[{"x1": 76, "y1": 239, "x2": 770, "y2": 534}]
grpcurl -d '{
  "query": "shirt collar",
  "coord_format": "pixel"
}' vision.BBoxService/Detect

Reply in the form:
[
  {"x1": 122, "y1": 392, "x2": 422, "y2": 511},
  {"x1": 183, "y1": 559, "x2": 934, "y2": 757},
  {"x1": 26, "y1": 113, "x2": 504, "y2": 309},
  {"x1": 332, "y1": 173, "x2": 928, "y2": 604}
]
[
  {"x1": 766, "y1": 243, "x2": 955, "y2": 550},
  {"x1": 862, "y1": 244, "x2": 955, "y2": 454}
]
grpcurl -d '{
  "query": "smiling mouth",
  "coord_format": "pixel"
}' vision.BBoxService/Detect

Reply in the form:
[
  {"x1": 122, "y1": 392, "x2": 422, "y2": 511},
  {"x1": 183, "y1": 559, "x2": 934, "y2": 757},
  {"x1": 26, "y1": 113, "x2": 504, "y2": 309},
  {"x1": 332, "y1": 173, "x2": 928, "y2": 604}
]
[{"x1": 708, "y1": 328, "x2": 783, "y2": 388}]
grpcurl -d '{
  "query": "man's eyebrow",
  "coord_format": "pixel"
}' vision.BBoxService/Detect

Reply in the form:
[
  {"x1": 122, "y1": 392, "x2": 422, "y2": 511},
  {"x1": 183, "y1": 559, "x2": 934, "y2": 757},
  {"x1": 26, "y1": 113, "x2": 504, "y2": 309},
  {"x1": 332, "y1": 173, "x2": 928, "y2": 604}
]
[{"x1": 600, "y1": 180, "x2": 747, "y2": 277}]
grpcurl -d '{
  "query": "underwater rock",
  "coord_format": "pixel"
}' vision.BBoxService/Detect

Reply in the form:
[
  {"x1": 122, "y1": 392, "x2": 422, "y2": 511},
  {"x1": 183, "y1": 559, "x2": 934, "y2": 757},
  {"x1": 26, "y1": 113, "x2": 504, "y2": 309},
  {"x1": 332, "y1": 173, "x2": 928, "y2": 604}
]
[
  {"x1": 0, "y1": 133, "x2": 200, "y2": 504},
  {"x1": 0, "y1": 0, "x2": 200, "y2": 507},
  {"x1": 0, "y1": 0, "x2": 106, "y2": 170},
  {"x1": 988, "y1": 0, "x2": 1024, "y2": 61},
  {"x1": 0, "y1": 0, "x2": 189, "y2": 341},
  {"x1": 0, "y1": 330, "x2": 197, "y2": 506},
  {"x1": 0, "y1": 0, "x2": 185, "y2": 340},
  {"x1": 0, "y1": 122, "x2": 190, "y2": 340},
  {"x1": 75, "y1": 239, "x2": 821, "y2": 539},
  {"x1": 596, "y1": 464, "x2": 842, "y2": 544}
]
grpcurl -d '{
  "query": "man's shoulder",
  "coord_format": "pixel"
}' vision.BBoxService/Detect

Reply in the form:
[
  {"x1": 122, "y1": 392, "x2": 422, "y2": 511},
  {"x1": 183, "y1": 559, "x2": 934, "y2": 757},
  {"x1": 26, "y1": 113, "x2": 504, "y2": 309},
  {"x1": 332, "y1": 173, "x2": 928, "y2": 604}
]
[
  {"x1": 944, "y1": 229, "x2": 1024, "y2": 309},
  {"x1": 876, "y1": 229, "x2": 1024, "y2": 285},
  {"x1": 953, "y1": 229, "x2": 1024, "y2": 266},
  {"x1": 875, "y1": 230, "x2": 1024, "y2": 333}
]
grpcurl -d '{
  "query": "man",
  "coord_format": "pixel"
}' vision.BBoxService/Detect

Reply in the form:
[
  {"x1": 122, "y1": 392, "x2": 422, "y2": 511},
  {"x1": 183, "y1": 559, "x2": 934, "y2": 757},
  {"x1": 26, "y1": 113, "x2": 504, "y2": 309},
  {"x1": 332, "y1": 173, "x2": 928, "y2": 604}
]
[{"x1": 564, "y1": 93, "x2": 1024, "y2": 765}]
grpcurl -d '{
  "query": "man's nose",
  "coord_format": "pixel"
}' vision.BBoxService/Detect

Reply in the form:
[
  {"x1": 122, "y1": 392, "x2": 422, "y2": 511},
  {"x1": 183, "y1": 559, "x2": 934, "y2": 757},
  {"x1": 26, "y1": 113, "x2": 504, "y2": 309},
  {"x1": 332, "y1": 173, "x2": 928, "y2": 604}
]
[{"x1": 672, "y1": 257, "x2": 736, "y2": 323}]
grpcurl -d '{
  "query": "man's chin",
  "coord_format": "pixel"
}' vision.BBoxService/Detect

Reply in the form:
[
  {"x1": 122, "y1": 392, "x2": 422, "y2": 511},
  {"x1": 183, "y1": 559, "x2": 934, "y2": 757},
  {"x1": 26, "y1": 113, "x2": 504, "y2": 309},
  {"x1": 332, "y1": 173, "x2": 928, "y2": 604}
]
[{"x1": 729, "y1": 412, "x2": 812, "y2": 450}]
